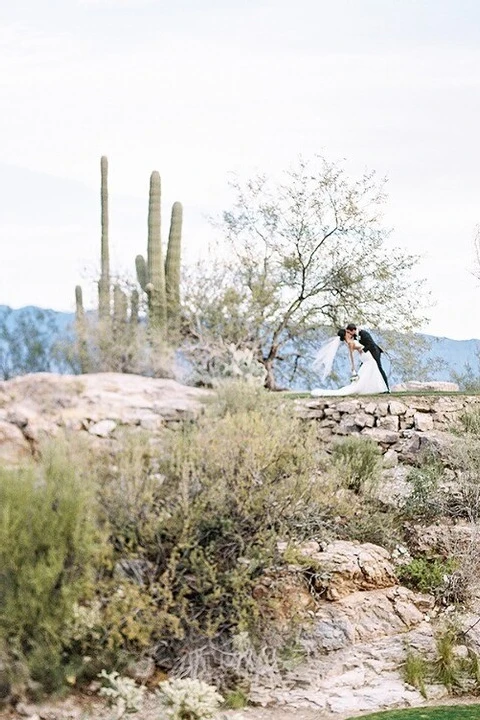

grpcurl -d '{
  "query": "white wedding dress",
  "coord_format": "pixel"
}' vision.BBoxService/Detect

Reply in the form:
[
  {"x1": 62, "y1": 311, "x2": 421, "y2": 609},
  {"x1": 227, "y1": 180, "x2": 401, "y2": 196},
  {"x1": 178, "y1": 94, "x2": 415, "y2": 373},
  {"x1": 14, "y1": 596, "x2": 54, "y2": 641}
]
[{"x1": 311, "y1": 349, "x2": 388, "y2": 397}]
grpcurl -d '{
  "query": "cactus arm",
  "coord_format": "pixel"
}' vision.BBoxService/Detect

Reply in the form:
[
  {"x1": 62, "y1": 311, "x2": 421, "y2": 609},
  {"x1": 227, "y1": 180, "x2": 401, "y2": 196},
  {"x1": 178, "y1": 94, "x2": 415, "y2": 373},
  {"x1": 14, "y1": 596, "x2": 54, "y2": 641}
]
[{"x1": 165, "y1": 201, "x2": 183, "y2": 327}]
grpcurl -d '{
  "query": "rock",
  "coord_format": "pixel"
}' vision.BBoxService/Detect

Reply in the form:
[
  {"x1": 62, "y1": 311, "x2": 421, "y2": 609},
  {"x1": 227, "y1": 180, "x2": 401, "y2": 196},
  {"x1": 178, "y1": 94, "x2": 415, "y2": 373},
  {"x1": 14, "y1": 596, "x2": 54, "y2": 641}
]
[
  {"x1": 377, "y1": 415, "x2": 400, "y2": 431},
  {"x1": 0, "y1": 420, "x2": 31, "y2": 465},
  {"x1": 88, "y1": 419, "x2": 117, "y2": 437},
  {"x1": 361, "y1": 427, "x2": 400, "y2": 445},
  {"x1": 414, "y1": 412, "x2": 434, "y2": 431},
  {"x1": 392, "y1": 381, "x2": 459, "y2": 392},
  {"x1": 388, "y1": 400, "x2": 408, "y2": 415},
  {"x1": 382, "y1": 448, "x2": 398, "y2": 468},
  {"x1": 0, "y1": 372, "x2": 212, "y2": 464},
  {"x1": 302, "y1": 540, "x2": 397, "y2": 600}
]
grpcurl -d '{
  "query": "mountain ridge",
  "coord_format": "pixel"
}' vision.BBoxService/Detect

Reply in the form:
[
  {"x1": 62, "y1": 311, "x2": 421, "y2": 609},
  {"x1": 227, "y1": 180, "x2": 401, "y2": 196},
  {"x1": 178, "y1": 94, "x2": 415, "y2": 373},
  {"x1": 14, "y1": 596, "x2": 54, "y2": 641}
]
[{"x1": 0, "y1": 304, "x2": 478, "y2": 386}]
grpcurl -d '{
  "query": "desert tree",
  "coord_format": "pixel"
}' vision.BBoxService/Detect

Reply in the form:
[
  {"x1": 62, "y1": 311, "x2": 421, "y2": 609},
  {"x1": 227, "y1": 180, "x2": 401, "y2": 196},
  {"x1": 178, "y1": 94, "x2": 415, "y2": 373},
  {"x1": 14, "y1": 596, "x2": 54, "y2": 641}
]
[{"x1": 183, "y1": 155, "x2": 429, "y2": 390}]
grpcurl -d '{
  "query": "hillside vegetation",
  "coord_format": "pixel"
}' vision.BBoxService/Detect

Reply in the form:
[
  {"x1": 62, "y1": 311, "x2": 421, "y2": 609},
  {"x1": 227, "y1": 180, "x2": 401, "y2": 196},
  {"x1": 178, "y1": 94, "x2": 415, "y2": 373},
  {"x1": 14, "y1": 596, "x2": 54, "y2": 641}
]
[{"x1": 3, "y1": 381, "x2": 480, "y2": 715}]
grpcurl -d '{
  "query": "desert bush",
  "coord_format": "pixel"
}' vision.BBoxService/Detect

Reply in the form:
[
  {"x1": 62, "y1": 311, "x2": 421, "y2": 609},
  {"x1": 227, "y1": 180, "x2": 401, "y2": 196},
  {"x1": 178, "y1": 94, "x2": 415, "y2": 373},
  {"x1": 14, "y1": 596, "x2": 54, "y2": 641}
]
[
  {"x1": 183, "y1": 340, "x2": 267, "y2": 388},
  {"x1": 69, "y1": 308, "x2": 177, "y2": 378},
  {"x1": 397, "y1": 557, "x2": 458, "y2": 597},
  {"x1": 330, "y1": 436, "x2": 381, "y2": 494},
  {"x1": 403, "y1": 623, "x2": 479, "y2": 697},
  {"x1": 156, "y1": 678, "x2": 224, "y2": 719},
  {"x1": 95, "y1": 431, "x2": 166, "y2": 553},
  {"x1": 401, "y1": 456, "x2": 446, "y2": 519},
  {"x1": 338, "y1": 503, "x2": 403, "y2": 550},
  {"x1": 0, "y1": 441, "x2": 100, "y2": 691},
  {"x1": 205, "y1": 379, "x2": 277, "y2": 418},
  {"x1": 98, "y1": 669, "x2": 146, "y2": 718},
  {"x1": 403, "y1": 648, "x2": 428, "y2": 698},
  {"x1": 89, "y1": 386, "x2": 333, "y2": 679},
  {"x1": 459, "y1": 408, "x2": 480, "y2": 436},
  {"x1": 443, "y1": 437, "x2": 480, "y2": 522}
]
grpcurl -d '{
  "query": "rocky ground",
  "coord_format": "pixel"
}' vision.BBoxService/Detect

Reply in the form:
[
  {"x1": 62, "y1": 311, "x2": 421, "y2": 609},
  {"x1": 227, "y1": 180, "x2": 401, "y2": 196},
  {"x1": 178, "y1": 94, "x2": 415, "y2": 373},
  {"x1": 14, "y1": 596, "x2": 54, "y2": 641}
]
[{"x1": 2, "y1": 693, "x2": 480, "y2": 720}]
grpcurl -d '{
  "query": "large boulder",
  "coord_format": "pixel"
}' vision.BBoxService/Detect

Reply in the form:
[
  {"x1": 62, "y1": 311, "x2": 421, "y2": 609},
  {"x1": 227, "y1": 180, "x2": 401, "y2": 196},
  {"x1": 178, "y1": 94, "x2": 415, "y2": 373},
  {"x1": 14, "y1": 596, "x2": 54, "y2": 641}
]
[
  {"x1": 296, "y1": 540, "x2": 398, "y2": 600},
  {"x1": 0, "y1": 372, "x2": 212, "y2": 464}
]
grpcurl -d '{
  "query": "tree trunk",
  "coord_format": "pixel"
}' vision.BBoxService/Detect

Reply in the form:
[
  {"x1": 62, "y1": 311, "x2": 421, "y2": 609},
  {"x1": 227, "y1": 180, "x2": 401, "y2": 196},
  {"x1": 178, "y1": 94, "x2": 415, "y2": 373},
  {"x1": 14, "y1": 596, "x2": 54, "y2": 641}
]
[{"x1": 262, "y1": 357, "x2": 278, "y2": 391}]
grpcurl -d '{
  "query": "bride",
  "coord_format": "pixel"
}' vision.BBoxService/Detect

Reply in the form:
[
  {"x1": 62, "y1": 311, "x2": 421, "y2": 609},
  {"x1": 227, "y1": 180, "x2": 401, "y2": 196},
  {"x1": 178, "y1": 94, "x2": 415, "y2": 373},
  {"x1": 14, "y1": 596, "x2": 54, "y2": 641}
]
[{"x1": 311, "y1": 329, "x2": 388, "y2": 397}]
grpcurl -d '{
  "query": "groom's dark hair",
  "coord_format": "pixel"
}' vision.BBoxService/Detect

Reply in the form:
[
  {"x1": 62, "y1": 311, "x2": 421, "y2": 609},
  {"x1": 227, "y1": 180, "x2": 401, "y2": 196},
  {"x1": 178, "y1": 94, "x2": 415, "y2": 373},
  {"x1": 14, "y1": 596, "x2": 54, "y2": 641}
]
[{"x1": 346, "y1": 323, "x2": 357, "y2": 331}]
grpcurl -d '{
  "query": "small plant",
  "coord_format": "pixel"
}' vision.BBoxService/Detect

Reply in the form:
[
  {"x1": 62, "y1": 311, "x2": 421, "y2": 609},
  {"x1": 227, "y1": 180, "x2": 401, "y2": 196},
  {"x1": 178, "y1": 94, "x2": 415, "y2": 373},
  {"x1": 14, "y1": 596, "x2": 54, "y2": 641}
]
[
  {"x1": 156, "y1": 678, "x2": 224, "y2": 720},
  {"x1": 434, "y1": 626, "x2": 462, "y2": 692},
  {"x1": 459, "y1": 408, "x2": 480, "y2": 435},
  {"x1": 402, "y1": 457, "x2": 445, "y2": 519},
  {"x1": 223, "y1": 688, "x2": 249, "y2": 709},
  {"x1": 206, "y1": 378, "x2": 276, "y2": 418},
  {"x1": 98, "y1": 669, "x2": 146, "y2": 718},
  {"x1": 330, "y1": 436, "x2": 381, "y2": 494},
  {"x1": 403, "y1": 648, "x2": 428, "y2": 698},
  {"x1": 397, "y1": 557, "x2": 458, "y2": 597}
]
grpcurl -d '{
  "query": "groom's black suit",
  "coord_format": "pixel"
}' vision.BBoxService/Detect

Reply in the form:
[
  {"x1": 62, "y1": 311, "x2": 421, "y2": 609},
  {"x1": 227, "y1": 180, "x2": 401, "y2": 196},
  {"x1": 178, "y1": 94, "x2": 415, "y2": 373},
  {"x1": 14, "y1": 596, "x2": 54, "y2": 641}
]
[{"x1": 357, "y1": 329, "x2": 390, "y2": 391}]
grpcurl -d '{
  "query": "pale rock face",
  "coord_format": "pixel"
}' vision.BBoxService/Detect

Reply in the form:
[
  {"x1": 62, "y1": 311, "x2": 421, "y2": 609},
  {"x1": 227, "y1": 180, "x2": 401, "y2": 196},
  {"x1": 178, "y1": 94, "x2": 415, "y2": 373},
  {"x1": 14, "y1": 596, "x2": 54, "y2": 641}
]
[
  {"x1": 0, "y1": 372, "x2": 212, "y2": 464},
  {"x1": 414, "y1": 411, "x2": 434, "y2": 431},
  {"x1": 392, "y1": 381, "x2": 460, "y2": 392},
  {"x1": 286, "y1": 540, "x2": 397, "y2": 600},
  {"x1": 0, "y1": 420, "x2": 31, "y2": 465}
]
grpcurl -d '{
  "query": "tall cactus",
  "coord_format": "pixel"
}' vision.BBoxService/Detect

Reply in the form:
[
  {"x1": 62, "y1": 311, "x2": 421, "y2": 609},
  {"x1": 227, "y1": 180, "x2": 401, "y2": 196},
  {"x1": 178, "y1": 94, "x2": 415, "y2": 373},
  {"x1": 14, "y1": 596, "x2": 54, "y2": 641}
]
[
  {"x1": 75, "y1": 285, "x2": 89, "y2": 373},
  {"x1": 146, "y1": 171, "x2": 167, "y2": 333},
  {"x1": 113, "y1": 284, "x2": 128, "y2": 338},
  {"x1": 98, "y1": 156, "x2": 110, "y2": 320},
  {"x1": 135, "y1": 173, "x2": 183, "y2": 338},
  {"x1": 165, "y1": 201, "x2": 183, "y2": 329}
]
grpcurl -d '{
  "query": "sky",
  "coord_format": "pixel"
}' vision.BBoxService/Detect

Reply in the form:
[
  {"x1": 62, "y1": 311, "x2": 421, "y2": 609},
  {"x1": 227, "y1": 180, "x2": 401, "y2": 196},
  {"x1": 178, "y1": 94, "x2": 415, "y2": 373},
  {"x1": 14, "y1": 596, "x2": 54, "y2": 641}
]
[{"x1": 1, "y1": 0, "x2": 480, "y2": 340}]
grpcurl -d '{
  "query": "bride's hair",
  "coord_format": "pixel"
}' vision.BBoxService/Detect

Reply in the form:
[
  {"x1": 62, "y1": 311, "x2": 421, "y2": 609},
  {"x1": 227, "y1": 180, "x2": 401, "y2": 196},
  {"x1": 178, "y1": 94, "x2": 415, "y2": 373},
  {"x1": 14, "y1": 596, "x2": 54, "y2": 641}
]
[{"x1": 337, "y1": 328, "x2": 346, "y2": 341}]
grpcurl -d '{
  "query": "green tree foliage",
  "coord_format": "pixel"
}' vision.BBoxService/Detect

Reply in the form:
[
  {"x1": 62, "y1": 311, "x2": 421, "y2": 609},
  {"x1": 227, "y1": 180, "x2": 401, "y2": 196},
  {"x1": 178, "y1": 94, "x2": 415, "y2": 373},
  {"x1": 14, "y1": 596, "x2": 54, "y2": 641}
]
[
  {"x1": 183, "y1": 155, "x2": 429, "y2": 389},
  {"x1": 0, "y1": 307, "x2": 71, "y2": 380}
]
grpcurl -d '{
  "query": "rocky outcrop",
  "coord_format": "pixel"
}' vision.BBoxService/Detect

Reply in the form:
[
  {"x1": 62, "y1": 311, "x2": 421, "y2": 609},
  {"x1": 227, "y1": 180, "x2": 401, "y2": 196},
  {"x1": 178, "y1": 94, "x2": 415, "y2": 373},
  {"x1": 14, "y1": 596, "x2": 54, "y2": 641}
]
[
  {"x1": 249, "y1": 540, "x2": 445, "y2": 713},
  {"x1": 0, "y1": 372, "x2": 212, "y2": 464}
]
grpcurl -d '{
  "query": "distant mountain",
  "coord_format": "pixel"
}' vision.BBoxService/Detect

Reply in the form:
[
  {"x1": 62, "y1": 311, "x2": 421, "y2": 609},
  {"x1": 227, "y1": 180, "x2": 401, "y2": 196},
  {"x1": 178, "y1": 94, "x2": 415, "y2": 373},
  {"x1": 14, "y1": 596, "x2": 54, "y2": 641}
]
[{"x1": 0, "y1": 305, "x2": 478, "y2": 387}]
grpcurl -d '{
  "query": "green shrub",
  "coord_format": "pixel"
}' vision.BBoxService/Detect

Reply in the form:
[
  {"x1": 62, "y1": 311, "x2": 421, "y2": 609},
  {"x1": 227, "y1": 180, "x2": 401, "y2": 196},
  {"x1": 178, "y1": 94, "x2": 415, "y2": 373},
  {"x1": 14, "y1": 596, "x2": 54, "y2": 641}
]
[
  {"x1": 95, "y1": 430, "x2": 165, "y2": 553},
  {"x1": 403, "y1": 648, "x2": 428, "y2": 698},
  {"x1": 434, "y1": 626, "x2": 461, "y2": 691},
  {"x1": 0, "y1": 441, "x2": 100, "y2": 691},
  {"x1": 223, "y1": 688, "x2": 249, "y2": 709},
  {"x1": 402, "y1": 457, "x2": 445, "y2": 519},
  {"x1": 397, "y1": 557, "x2": 457, "y2": 596},
  {"x1": 459, "y1": 409, "x2": 480, "y2": 435},
  {"x1": 330, "y1": 436, "x2": 381, "y2": 494},
  {"x1": 91, "y1": 394, "x2": 326, "y2": 676},
  {"x1": 206, "y1": 379, "x2": 277, "y2": 418}
]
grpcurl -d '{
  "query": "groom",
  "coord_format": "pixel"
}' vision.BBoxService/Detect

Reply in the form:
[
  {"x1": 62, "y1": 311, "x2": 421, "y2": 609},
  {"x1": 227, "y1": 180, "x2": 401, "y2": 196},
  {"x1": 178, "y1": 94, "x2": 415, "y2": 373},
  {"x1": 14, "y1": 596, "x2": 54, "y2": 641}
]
[{"x1": 345, "y1": 323, "x2": 390, "y2": 392}]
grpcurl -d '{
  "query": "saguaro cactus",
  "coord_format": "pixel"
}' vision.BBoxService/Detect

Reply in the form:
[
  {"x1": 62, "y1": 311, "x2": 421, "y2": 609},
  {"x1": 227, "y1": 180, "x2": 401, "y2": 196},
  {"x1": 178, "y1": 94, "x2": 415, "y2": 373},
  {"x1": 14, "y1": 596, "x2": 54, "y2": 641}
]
[
  {"x1": 165, "y1": 201, "x2": 183, "y2": 329},
  {"x1": 75, "y1": 285, "x2": 89, "y2": 373},
  {"x1": 147, "y1": 171, "x2": 167, "y2": 332},
  {"x1": 136, "y1": 172, "x2": 183, "y2": 337},
  {"x1": 98, "y1": 156, "x2": 110, "y2": 320}
]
